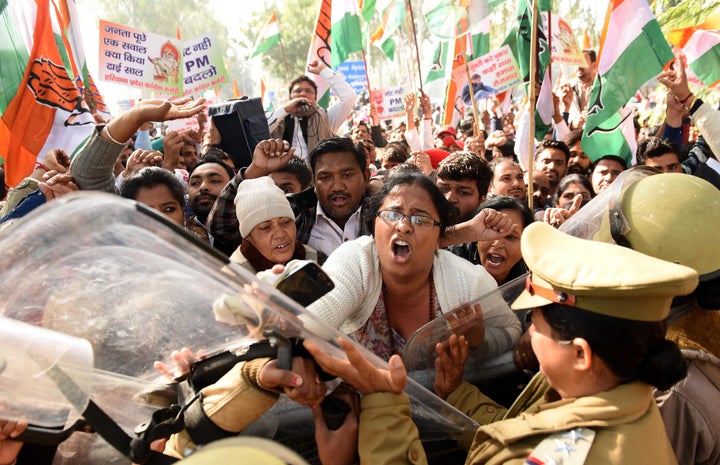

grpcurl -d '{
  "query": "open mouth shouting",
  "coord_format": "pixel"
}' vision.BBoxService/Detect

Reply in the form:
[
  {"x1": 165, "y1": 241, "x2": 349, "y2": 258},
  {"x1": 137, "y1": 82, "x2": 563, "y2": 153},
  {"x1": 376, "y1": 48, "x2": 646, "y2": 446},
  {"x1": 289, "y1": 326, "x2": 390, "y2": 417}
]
[
  {"x1": 484, "y1": 253, "x2": 506, "y2": 268},
  {"x1": 391, "y1": 238, "x2": 411, "y2": 264}
]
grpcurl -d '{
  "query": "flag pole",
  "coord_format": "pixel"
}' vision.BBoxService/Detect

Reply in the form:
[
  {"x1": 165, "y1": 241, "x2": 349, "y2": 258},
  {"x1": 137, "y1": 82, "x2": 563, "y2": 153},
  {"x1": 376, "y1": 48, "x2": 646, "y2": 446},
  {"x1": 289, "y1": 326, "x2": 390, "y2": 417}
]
[
  {"x1": 405, "y1": 0, "x2": 424, "y2": 93},
  {"x1": 363, "y1": 19, "x2": 373, "y2": 104},
  {"x1": 463, "y1": 48, "x2": 482, "y2": 138},
  {"x1": 527, "y1": 0, "x2": 539, "y2": 211},
  {"x1": 362, "y1": 51, "x2": 372, "y2": 100}
]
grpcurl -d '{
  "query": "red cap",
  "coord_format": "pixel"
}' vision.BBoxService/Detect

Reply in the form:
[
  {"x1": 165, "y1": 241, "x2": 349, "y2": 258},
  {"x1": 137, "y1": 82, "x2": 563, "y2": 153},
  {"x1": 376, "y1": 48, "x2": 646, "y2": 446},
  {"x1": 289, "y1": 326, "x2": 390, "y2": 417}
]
[
  {"x1": 436, "y1": 124, "x2": 456, "y2": 137},
  {"x1": 442, "y1": 135, "x2": 461, "y2": 149},
  {"x1": 424, "y1": 148, "x2": 450, "y2": 169}
]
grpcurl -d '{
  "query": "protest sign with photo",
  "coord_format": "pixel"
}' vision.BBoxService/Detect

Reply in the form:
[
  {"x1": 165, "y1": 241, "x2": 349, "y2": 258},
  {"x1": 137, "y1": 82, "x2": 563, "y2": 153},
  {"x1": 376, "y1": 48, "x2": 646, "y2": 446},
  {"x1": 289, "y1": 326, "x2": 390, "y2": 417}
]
[
  {"x1": 99, "y1": 19, "x2": 183, "y2": 96},
  {"x1": 451, "y1": 45, "x2": 521, "y2": 113},
  {"x1": 370, "y1": 86, "x2": 405, "y2": 119},
  {"x1": 99, "y1": 20, "x2": 228, "y2": 97},
  {"x1": 542, "y1": 13, "x2": 586, "y2": 66}
]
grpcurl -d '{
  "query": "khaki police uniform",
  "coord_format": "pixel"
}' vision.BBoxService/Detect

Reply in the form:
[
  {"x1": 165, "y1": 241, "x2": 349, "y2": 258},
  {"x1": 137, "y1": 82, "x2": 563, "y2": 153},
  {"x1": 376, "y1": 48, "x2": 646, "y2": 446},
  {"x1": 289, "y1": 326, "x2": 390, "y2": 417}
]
[
  {"x1": 358, "y1": 223, "x2": 698, "y2": 465},
  {"x1": 165, "y1": 358, "x2": 279, "y2": 458}
]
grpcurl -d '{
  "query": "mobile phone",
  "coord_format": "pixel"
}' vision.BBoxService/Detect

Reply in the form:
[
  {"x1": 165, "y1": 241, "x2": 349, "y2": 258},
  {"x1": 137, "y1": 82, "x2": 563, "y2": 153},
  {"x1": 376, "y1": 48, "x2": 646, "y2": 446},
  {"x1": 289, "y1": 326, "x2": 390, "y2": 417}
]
[{"x1": 275, "y1": 260, "x2": 335, "y2": 307}]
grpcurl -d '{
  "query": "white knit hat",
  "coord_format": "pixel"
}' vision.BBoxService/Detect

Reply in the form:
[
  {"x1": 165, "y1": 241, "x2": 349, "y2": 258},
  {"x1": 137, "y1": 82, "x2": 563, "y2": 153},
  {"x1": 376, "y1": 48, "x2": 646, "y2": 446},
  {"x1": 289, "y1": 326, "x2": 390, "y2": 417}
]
[{"x1": 235, "y1": 177, "x2": 295, "y2": 237}]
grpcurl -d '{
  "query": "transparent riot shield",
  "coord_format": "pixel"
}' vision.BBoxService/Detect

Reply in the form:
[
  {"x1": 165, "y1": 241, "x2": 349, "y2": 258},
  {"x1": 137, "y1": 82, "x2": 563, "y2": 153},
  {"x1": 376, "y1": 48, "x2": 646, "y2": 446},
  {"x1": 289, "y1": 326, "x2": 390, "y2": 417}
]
[
  {"x1": 402, "y1": 274, "x2": 528, "y2": 392},
  {"x1": 0, "y1": 318, "x2": 93, "y2": 429},
  {"x1": 0, "y1": 192, "x2": 479, "y2": 464},
  {"x1": 559, "y1": 166, "x2": 658, "y2": 240}
]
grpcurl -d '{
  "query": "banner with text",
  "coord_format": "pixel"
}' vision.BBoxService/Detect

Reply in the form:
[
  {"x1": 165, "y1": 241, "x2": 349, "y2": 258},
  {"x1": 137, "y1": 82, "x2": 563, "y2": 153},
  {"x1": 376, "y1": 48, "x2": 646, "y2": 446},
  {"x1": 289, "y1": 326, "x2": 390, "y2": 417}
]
[
  {"x1": 99, "y1": 20, "x2": 228, "y2": 97},
  {"x1": 371, "y1": 86, "x2": 405, "y2": 120},
  {"x1": 99, "y1": 19, "x2": 183, "y2": 96},
  {"x1": 334, "y1": 60, "x2": 368, "y2": 97},
  {"x1": 452, "y1": 45, "x2": 521, "y2": 95},
  {"x1": 182, "y1": 33, "x2": 229, "y2": 96}
]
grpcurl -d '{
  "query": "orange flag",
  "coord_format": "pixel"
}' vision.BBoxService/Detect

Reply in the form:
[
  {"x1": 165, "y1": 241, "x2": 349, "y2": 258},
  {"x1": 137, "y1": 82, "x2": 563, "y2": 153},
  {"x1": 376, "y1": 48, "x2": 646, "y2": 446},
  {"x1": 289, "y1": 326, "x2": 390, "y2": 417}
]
[
  {"x1": 233, "y1": 79, "x2": 241, "y2": 99},
  {"x1": 0, "y1": 0, "x2": 94, "y2": 187},
  {"x1": 442, "y1": 35, "x2": 467, "y2": 126},
  {"x1": 582, "y1": 29, "x2": 592, "y2": 49},
  {"x1": 668, "y1": 11, "x2": 720, "y2": 47}
]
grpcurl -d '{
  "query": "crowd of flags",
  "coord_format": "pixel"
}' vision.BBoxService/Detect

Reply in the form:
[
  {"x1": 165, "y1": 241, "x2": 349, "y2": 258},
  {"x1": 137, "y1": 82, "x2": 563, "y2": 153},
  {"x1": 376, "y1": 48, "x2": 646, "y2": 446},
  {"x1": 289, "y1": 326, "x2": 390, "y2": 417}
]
[{"x1": 1, "y1": 0, "x2": 719, "y2": 188}]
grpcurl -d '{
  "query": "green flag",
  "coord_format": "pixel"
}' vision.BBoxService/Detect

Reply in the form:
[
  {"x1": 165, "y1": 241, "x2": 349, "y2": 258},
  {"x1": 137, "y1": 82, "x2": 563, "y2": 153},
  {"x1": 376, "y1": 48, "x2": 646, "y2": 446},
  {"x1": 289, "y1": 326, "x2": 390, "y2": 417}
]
[
  {"x1": 331, "y1": 0, "x2": 364, "y2": 67},
  {"x1": 504, "y1": 0, "x2": 553, "y2": 140}
]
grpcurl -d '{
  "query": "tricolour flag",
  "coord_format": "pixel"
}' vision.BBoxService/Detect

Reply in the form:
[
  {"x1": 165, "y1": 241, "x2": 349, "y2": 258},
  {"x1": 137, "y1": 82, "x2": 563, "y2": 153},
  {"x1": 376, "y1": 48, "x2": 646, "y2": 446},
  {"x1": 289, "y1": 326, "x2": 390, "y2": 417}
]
[
  {"x1": 425, "y1": 40, "x2": 450, "y2": 84},
  {"x1": 424, "y1": 0, "x2": 508, "y2": 40},
  {"x1": 250, "y1": 11, "x2": 281, "y2": 58},
  {"x1": 667, "y1": 11, "x2": 720, "y2": 50},
  {"x1": 1, "y1": 0, "x2": 94, "y2": 187},
  {"x1": 470, "y1": 17, "x2": 491, "y2": 60},
  {"x1": 331, "y1": 0, "x2": 363, "y2": 67},
  {"x1": 441, "y1": 35, "x2": 468, "y2": 126},
  {"x1": 683, "y1": 30, "x2": 720, "y2": 88},
  {"x1": 582, "y1": 0, "x2": 674, "y2": 166},
  {"x1": 359, "y1": 0, "x2": 376, "y2": 23},
  {"x1": 503, "y1": 0, "x2": 553, "y2": 140},
  {"x1": 370, "y1": 0, "x2": 405, "y2": 60}
]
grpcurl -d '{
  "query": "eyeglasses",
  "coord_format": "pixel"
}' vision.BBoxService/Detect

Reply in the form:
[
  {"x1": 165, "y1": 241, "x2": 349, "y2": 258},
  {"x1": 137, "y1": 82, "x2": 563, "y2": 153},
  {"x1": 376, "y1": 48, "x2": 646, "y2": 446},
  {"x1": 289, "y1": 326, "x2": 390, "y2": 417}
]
[{"x1": 377, "y1": 210, "x2": 441, "y2": 229}]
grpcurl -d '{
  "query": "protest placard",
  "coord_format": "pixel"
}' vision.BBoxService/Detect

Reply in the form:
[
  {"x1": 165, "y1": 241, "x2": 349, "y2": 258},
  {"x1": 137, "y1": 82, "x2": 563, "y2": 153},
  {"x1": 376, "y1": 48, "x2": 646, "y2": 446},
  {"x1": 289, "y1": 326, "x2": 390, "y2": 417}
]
[
  {"x1": 182, "y1": 34, "x2": 229, "y2": 96},
  {"x1": 542, "y1": 13, "x2": 586, "y2": 66},
  {"x1": 334, "y1": 60, "x2": 368, "y2": 97},
  {"x1": 451, "y1": 45, "x2": 521, "y2": 113},
  {"x1": 99, "y1": 20, "x2": 229, "y2": 97},
  {"x1": 370, "y1": 86, "x2": 405, "y2": 120},
  {"x1": 99, "y1": 19, "x2": 183, "y2": 96}
]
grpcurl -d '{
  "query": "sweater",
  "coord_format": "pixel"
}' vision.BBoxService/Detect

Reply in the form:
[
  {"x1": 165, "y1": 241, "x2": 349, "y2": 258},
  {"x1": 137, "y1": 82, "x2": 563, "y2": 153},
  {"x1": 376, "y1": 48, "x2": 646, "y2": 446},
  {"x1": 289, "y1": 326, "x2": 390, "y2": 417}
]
[{"x1": 306, "y1": 235, "x2": 521, "y2": 356}]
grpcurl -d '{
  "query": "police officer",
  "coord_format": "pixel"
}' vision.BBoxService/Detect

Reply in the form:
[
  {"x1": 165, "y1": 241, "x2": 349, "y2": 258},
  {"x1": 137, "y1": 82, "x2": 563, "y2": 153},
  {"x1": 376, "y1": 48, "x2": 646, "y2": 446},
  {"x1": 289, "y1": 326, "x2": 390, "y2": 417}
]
[
  {"x1": 579, "y1": 172, "x2": 720, "y2": 465},
  {"x1": 307, "y1": 222, "x2": 698, "y2": 465}
]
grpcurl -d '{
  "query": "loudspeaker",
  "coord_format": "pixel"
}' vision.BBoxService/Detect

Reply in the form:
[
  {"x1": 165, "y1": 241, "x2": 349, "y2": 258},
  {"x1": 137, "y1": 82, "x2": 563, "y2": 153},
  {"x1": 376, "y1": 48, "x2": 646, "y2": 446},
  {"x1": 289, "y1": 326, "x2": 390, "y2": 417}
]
[{"x1": 209, "y1": 97, "x2": 269, "y2": 169}]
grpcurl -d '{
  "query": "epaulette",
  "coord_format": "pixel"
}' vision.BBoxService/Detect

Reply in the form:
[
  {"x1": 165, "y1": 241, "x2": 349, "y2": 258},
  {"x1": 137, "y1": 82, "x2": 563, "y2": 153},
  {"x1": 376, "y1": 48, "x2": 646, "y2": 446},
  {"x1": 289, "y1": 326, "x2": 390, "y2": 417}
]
[{"x1": 525, "y1": 427, "x2": 596, "y2": 465}]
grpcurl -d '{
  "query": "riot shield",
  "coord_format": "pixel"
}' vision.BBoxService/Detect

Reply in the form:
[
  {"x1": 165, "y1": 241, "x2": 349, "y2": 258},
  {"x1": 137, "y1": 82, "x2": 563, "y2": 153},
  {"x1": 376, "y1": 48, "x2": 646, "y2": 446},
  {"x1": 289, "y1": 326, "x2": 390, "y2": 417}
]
[
  {"x1": 402, "y1": 274, "x2": 528, "y2": 393},
  {"x1": 0, "y1": 192, "x2": 478, "y2": 464},
  {"x1": 559, "y1": 166, "x2": 658, "y2": 240}
]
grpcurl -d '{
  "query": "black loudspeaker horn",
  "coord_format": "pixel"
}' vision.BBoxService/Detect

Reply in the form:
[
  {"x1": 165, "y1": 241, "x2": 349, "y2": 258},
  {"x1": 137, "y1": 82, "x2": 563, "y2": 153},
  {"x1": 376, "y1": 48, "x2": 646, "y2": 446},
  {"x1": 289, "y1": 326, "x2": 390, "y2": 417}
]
[{"x1": 208, "y1": 97, "x2": 269, "y2": 169}]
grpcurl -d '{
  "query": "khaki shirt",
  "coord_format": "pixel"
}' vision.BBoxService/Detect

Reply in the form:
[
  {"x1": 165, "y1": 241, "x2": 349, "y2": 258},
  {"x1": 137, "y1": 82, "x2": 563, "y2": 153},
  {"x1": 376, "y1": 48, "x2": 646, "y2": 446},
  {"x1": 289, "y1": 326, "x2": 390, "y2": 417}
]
[{"x1": 359, "y1": 377, "x2": 678, "y2": 465}]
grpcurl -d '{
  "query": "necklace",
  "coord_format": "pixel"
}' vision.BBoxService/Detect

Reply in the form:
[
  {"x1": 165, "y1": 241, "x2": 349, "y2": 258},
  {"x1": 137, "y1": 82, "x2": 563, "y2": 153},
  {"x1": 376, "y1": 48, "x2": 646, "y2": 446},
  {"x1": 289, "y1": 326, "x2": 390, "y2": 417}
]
[{"x1": 382, "y1": 271, "x2": 435, "y2": 355}]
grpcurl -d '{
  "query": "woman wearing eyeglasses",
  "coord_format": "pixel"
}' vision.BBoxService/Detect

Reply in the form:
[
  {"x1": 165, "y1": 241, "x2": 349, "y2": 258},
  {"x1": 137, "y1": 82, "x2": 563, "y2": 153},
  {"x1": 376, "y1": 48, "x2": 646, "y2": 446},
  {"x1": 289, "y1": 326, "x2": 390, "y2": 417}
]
[{"x1": 307, "y1": 169, "x2": 521, "y2": 360}]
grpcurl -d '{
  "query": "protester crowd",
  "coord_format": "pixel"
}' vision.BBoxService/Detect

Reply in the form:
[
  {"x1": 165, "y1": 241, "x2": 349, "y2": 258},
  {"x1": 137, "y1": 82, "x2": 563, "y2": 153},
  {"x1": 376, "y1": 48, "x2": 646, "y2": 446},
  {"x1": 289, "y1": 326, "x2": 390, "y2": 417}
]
[{"x1": 1, "y1": 43, "x2": 720, "y2": 465}]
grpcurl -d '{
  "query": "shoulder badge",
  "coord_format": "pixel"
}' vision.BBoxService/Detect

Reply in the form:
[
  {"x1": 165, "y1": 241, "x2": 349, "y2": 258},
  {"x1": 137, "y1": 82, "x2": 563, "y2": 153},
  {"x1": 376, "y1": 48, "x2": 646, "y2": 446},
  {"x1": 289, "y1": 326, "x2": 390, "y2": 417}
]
[{"x1": 525, "y1": 427, "x2": 596, "y2": 465}]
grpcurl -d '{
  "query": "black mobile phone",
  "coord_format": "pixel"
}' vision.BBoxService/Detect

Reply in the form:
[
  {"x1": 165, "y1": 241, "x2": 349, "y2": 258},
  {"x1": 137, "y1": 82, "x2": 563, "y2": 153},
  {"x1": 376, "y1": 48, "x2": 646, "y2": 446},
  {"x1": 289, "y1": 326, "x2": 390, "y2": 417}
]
[{"x1": 275, "y1": 261, "x2": 335, "y2": 307}]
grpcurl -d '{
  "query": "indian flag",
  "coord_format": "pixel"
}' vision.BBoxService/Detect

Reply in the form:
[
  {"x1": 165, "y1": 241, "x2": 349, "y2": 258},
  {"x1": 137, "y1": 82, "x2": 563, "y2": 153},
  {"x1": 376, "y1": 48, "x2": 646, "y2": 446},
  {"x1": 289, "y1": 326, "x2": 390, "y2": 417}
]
[
  {"x1": 470, "y1": 16, "x2": 491, "y2": 60},
  {"x1": 250, "y1": 11, "x2": 281, "y2": 59},
  {"x1": 425, "y1": 39, "x2": 450, "y2": 84},
  {"x1": 684, "y1": 30, "x2": 720, "y2": 88},
  {"x1": 370, "y1": 0, "x2": 405, "y2": 60},
  {"x1": 582, "y1": 0, "x2": 674, "y2": 166},
  {"x1": 1, "y1": 0, "x2": 94, "y2": 187},
  {"x1": 503, "y1": 0, "x2": 553, "y2": 140},
  {"x1": 331, "y1": 0, "x2": 363, "y2": 67},
  {"x1": 424, "y1": 0, "x2": 507, "y2": 40},
  {"x1": 359, "y1": 0, "x2": 376, "y2": 23}
]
